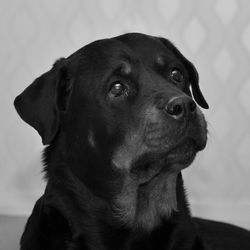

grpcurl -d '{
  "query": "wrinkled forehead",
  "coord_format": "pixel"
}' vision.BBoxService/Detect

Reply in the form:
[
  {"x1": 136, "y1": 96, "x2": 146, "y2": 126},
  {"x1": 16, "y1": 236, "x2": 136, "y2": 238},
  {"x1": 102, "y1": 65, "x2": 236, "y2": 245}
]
[
  {"x1": 85, "y1": 35, "x2": 180, "y2": 75},
  {"x1": 115, "y1": 34, "x2": 178, "y2": 64}
]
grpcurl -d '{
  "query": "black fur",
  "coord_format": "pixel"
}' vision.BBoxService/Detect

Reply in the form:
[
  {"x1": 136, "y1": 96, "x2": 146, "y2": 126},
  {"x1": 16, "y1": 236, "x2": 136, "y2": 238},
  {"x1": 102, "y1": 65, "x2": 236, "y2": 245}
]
[{"x1": 14, "y1": 33, "x2": 250, "y2": 250}]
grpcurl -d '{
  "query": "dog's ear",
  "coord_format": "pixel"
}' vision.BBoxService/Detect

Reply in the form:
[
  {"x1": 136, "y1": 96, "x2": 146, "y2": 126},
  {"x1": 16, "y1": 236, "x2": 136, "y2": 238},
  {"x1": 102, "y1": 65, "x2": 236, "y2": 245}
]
[
  {"x1": 158, "y1": 37, "x2": 209, "y2": 109},
  {"x1": 14, "y1": 58, "x2": 74, "y2": 145}
]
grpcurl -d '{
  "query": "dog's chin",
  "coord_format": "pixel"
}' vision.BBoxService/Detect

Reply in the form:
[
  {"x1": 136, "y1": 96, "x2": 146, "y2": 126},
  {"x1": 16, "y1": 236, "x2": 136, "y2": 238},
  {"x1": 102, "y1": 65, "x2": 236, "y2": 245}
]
[
  {"x1": 165, "y1": 139, "x2": 197, "y2": 167},
  {"x1": 131, "y1": 139, "x2": 198, "y2": 185}
]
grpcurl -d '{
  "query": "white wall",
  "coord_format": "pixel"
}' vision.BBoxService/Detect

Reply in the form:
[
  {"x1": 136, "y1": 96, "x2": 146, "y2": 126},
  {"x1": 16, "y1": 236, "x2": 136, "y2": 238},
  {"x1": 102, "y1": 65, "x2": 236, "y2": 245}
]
[{"x1": 0, "y1": 0, "x2": 250, "y2": 229}]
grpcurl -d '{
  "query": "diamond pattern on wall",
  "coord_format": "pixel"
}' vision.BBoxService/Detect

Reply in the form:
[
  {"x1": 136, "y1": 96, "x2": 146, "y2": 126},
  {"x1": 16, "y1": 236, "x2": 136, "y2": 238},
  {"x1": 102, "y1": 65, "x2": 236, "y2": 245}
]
[
  {"x1": 237, "y1": 133, "x2": 250, "y2": 171},
  {"x1": 213, "y1": 48, "x2": 234, "y2": 82},
  {"x1": 209, "y1": 105, "x2": 232, "y2": 140},
  {"x1": 242, "y1": 22, "x2": 250, "y2": 53},
  {"x1": 157, "y1": 0, "x2": 180, "y2": 24},
  {"x1": 10, "y1": 5, "x2": 38, "y2": 49},
  {"x1": 98, "y1": 0, "x2": 124, "y2": 20},
  {"x1": 183, "y1": 18, "x2": 206, "y2": 54},
  {"x1": 215, "y1": 0, "x2": 238, "y2": 25},
  {"x1": 121, "y1": 14, "x2": 149, "y2": 34},
  {"x1": 67, "y1": 12, "x2": 93, "y2": 49},
  {"x1": 238, "y1": 79, "x2": 250, "y2": 116},
  {"x1": 40, "y1": 0, "x2": 69, "y2": 18}
]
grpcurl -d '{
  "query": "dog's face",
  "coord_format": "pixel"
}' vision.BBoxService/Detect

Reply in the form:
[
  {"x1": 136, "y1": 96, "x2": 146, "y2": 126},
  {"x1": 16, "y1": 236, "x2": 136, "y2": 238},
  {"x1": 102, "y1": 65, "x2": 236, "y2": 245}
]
[{"x1": 14, "y1": 33, "x2": 208, "y2": 231}]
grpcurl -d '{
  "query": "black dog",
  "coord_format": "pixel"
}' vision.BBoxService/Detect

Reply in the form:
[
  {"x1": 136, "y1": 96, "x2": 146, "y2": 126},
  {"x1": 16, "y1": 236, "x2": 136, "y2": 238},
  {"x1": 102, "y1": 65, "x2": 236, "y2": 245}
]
[{"x1": 14, "y1": 33, "x2": 250, "y2": 250}]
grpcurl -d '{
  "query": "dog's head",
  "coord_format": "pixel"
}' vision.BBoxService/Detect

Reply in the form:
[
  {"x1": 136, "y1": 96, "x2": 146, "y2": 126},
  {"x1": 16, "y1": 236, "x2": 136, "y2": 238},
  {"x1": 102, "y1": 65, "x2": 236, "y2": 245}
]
[{"x1": 14, "y1": 33, "x2": 208, "y2": 231}]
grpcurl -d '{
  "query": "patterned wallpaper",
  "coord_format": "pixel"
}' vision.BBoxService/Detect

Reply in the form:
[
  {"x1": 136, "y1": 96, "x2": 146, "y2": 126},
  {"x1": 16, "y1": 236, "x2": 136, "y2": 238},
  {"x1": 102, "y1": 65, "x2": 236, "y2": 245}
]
[{"x1": 0, "y1": 0, "x2": 250, "y2": 229}]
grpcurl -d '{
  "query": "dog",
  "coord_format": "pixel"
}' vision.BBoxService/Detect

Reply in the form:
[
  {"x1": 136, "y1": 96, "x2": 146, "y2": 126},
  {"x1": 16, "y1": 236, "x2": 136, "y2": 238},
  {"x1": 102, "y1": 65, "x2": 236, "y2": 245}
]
[{"x1": 14, "y1": 33, "x2": 250, "y2": 250}]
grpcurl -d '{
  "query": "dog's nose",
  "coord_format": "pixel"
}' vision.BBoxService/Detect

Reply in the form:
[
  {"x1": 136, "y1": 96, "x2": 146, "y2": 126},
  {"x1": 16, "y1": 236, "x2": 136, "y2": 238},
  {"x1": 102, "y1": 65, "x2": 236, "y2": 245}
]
[{"x1": 165, "y1": 96, "x2": 196, "y2": 119}]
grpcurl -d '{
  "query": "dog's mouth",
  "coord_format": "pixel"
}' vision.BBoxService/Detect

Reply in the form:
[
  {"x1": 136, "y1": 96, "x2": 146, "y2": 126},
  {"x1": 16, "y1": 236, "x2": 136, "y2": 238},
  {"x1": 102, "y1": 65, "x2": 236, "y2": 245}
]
[
  {"x1": 130, "y1": 139, "x2": 198, "y2": 184},
  {"x1": 166, "y1": 139, "x2": 197, "y2": 165}
]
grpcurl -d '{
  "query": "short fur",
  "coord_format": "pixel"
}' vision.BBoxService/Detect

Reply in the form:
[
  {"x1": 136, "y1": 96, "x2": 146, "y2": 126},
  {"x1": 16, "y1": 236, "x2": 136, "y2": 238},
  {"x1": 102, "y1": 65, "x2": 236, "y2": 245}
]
[{"x1": 14, "y1": 33, "x2": 250, "y2": 250}]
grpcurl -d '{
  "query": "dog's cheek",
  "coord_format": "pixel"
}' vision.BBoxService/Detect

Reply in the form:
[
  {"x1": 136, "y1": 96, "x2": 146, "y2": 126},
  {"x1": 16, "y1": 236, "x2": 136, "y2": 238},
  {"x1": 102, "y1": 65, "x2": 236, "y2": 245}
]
[
  {"x1": 112, "y1": 140, "x2": 146, "y2": 171},
  {"x1": 142, "y1": 105, "x2": 173, "y2": 150},
  {"x1": 144, "y1": 105, "x2": 162, "y2": 123},
  {"x1": 111, "y1": 106, "x2": 166, "y2": 171}
]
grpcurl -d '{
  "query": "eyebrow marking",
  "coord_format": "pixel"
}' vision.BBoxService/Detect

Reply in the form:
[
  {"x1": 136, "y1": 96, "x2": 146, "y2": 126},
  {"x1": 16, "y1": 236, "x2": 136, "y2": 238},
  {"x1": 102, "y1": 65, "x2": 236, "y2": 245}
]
[
  {"x1": 121, "y1": 61, "x2": 132, "y2": 75},
  {"x1": 155, "y1": 55, "x2": 165, "y2": 67},
  {"x1": 105, "y1": 51, "x2": 139, "y2": 82},
  {"x1": 112, "y1": 61, "x2": 133, "y2": 78}
]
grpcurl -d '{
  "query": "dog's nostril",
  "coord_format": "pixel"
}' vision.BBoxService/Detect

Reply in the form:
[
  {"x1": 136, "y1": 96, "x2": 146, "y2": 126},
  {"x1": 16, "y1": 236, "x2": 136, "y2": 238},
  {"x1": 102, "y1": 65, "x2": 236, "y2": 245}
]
[
  {"x1": 167, "y1": 103, "x2": 183, "y2": 116},
  {"x1": 165, "y1": 97, "x2": 196, "y2": 119}
]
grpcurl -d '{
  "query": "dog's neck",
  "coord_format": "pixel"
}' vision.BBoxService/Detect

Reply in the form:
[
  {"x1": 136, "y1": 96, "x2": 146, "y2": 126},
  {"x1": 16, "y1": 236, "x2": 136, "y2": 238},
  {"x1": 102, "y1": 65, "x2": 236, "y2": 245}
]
[
  {"x1": 42, "y1": 139, "x2": 200, "y2": 249},
  {"x1": 44, "y1": 165, "x2": 199, "y2": 249}
]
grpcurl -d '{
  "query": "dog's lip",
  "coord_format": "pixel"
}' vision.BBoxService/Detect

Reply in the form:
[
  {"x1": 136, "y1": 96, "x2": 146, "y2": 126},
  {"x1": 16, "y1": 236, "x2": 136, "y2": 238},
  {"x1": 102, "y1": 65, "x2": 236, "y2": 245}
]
[
  {"x1": 165, "y1": 139, "x2": 197, "y2": 165},
  {"x1": 131, "y1": 139, "x2": 198, "y2": 184}
]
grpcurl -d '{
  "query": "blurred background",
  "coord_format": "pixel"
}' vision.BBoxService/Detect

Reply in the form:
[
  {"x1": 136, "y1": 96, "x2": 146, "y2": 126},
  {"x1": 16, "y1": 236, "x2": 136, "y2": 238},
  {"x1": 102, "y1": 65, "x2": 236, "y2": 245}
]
[{"x1": 0, "y1": 0, "x2": 250, "y2": 249}]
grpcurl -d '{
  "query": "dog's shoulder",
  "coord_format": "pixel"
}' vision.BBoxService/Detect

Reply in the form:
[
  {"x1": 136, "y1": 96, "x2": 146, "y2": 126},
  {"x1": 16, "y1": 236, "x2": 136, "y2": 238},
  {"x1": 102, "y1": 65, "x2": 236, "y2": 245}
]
[
  {"x1": 193, "y1": 217, "x2": 250, "y2": 250},
  {"x1": 20, "y1": 195, "x2": 76, "y2": 250}
]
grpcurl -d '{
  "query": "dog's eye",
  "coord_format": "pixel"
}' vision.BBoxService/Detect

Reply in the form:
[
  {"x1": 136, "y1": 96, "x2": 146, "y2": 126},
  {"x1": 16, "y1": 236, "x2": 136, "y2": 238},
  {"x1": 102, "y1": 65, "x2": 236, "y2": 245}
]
[
  {"x1": 109, "y1": 82, "x2": 128, "y2": 97},
  {"x1": 170, "y1": 68, "x2": 184, "y2": 83}
]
